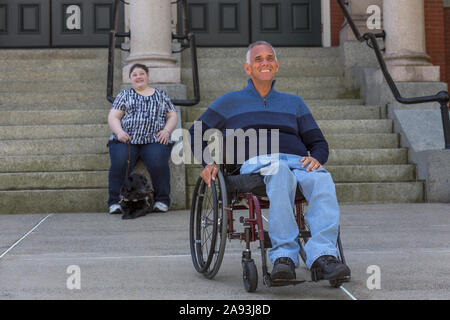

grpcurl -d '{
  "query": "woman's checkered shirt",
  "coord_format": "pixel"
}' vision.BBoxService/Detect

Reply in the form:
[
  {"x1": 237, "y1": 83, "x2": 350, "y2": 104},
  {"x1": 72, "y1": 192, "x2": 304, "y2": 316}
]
[{"x1": 110, "y1": 88, "x2": 176, "y2": 144}]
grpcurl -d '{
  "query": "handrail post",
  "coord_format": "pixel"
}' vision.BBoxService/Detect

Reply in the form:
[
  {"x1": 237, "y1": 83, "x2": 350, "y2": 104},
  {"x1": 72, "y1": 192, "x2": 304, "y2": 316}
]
[
  {"x1": 106, "y1": 0, "x2": 122, "y2": 103},
  {"x1": 439, "y1": 99, "x2": 450, "y2": 150},
  {"x1": 170, "y1": 0, "x2": 201, "y2": 106}
]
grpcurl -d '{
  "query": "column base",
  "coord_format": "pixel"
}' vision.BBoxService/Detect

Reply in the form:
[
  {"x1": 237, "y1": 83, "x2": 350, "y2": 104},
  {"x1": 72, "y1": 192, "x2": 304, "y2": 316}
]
[{"x1": 378, "y1": 65, "x2": 440, "y2": 82}]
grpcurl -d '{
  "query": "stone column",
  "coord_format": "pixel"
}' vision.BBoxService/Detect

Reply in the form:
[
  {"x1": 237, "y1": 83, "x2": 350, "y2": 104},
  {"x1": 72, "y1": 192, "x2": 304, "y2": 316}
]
[
  {"x1": 121, "y1": 0, "x2": 186, "y2": 210},
  {"x1": 383, "y1": 0, "x2": 440, "y2": 81},
  {"x1": 340, "y1": 0, "x2": 383, "y2": 42},
  {"x1": 123, "y1": 0, "x2": 180, "y2": 84}
]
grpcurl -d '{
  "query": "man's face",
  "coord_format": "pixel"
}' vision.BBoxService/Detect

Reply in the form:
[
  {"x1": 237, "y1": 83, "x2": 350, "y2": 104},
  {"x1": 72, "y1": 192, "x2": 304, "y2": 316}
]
[{"x1": 244, "y1": 44, "x2": 279, "y2": 83}]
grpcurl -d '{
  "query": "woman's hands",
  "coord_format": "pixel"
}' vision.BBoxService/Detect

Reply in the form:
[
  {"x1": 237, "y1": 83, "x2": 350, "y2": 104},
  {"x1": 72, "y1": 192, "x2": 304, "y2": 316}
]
[
  {"x1": 156, "y1": 129, "x2": 171, "y2": 145},
  {"x1": 108, "y1": 109, "x2": 130, "y2": 143},
  {"x1": 117, "y1": 130, "x2": 131, "y2": 143},
  {"x1": 157, "y1": 111, "x2": 178, "y2": 145}
]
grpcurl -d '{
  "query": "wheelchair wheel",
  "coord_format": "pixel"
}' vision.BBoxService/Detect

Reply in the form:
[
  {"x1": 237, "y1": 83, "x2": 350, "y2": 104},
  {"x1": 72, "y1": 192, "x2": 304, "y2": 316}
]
[
  {"x1": 189, "y1": 170, "x2": 228, "y2": 279},
  {"x1": 329, "y1": 229, "x2": 349, "y2": 287},
  {"x1": 242, "y1": 259, "x2": 258, "y2": 292}
]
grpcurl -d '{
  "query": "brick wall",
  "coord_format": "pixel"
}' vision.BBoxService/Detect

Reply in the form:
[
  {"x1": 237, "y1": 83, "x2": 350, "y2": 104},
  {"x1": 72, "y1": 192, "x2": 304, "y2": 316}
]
[
  {"x1": 444, "y1": 6, "x2": 450, "y2": 89},
  {"x1": 330, "y1": 0, "x2": 345, "y2": 47},
  {"x1": 424, "y1": 0, "x2": 447, "y2": 83}
]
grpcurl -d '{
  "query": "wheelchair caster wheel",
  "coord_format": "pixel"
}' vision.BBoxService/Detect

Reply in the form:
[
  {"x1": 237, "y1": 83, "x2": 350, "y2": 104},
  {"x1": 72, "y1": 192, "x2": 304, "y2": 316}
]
[
  {"x1": 242, "y1": 259, "x2": 258, "y2": 292},
  {"x1": 329, "y1": 279, "x2": 342, "y2": 288},
  {"x1": 329, "y1": 275, "x2": 351, "y2": 288}
]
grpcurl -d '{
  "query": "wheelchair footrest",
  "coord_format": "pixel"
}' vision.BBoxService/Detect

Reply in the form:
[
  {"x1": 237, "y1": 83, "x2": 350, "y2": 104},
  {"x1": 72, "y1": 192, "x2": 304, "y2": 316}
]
[
  {"x1": 264, "y1": 274, "x2": 306, "y2": 287},
  {"x1": 270, "y1": 278, "x2": 306, "y2": 287}
]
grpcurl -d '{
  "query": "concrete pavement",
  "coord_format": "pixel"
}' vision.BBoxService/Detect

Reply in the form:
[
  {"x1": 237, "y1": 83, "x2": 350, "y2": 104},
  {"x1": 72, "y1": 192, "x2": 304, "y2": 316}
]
[{"x1": 0, "y1": 203, "x2": 449, "y2": 300}]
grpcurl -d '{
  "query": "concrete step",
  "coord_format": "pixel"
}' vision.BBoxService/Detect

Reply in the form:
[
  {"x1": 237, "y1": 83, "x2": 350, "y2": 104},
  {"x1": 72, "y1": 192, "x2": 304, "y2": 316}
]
[
  {"x1": 182, "y1": 65, "x2": 344, "y2": 78},
  {"x1": 0, "y1": 171, "x2": 108, "y2": 190},
  {"x1": 187, "y1": 88, "x2": 360, "y2": 102},
  {"x1": 0, "y1": 137, "x2": 108, "y2": 156},
  {"x1": 186, "y1": 164, "x2": 416, "y2": 186},
  {"x1": 0, "y1": 80, "x2": 111, "y2": 93},
  {"x1": 0, "y1": 148, "x2": 409, "y2": 174},
  {"x1": 181, "y1": 120, "x2": 397, "y2": 148},
  {"x1": 0, "y1": 91, "x2": 107, "y2": 105},
  {"x1": 0, "y1": 154, "x2": 109, "y2": 173},
  {"x1": 183, "y1": 105, "x2": 380, "y2": 121},
  {"x1": 326, "y1": 133, "x2": 399, "y2": 149},
  {"x1": 185, "y1": 181, "x2": 424, "y2": 206},
  {"x1": 1, "y1": 69, "x2": 121, "y2": 82},
  {"x1": 0, "y1": 48, "x2": 119, "y2": 60},
  {"x1": 0, "y1": 102, "x2": 112, "y2": 111},
  {"x1": 0, "y1": 124, "x2": 109, "y2": 140},
  {"x1": 2, "y1": 164, "x2": 415, "y2": 191},
  {"x1": 186, "y1": 76, "x2": 353, "y2": 93},
  {"x1": 181, "y1": 119, "x2": 391, "y2": 134},
  {"x1": 184, "y1": 47, "x2": 341, "y2": 59},
  {"x1": 305, "y1": 99, "x2": 364, "y2": 106},
  {"x1": 335, "y1": 182, "x2": 424, "y2": 203},
  {"x1": 318, "y1": 120, "x2": 392, "y2": 134},
  {"x1": 0, "y1": 110, "x2": 108, "y2": 126},
  {"x1": 327, "y1": 148, "x2": 408, "y2": 165},
  {"x1": 0, "y1": 189, "x2": 108, "y2": 214},
  {"x1": 0, "y1": 59, "x2": 120, "y2": 72},
  {"x1": 182, "y1": 56, "x2": 343, "y2": 69},
  {"x1": 1, "y1": 176, "x2": 423, "y2": 215}
]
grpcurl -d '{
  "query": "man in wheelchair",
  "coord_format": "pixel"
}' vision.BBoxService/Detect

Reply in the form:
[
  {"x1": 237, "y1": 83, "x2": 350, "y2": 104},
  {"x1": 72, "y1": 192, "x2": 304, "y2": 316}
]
[{"x1": 189, "y1": 41, "x2": 351, "y2": 284}]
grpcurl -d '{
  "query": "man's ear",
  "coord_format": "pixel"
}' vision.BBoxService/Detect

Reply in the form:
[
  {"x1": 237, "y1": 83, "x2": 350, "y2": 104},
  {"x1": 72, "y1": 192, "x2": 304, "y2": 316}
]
[{"x1": 244, "y1": 63, "x2": 252, "y2": 76}]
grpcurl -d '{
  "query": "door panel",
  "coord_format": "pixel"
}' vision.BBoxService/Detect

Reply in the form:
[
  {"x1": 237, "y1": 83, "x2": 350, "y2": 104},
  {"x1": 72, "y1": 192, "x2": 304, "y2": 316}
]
[
  {"x1": 185, "y1": 0, "x2": 250, "y2": 46},
  {"x1": 185, "y1": 0, "x2": 321, "y2": 47},
  {"x1": 0, "y1": 0, "x2": 123, "y2": 48},
  {"x1": 252, "y1": 0, "x2": 321, "y2": 46},
  {"x1": 51, "y1": 0, "x2": 124, "y2": 47},
  {"x1": 0, "y1": 0, "x2": 50, "y2": 47}
]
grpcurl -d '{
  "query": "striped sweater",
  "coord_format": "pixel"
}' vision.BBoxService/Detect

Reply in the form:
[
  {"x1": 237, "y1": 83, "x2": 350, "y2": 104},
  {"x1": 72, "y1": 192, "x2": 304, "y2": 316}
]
[{"x1": 189, "y1": 79, "x2": 329, "y2": 167}]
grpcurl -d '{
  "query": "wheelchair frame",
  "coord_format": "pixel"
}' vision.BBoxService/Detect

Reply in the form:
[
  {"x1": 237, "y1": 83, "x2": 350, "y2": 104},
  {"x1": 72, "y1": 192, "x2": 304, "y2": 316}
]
[{"x1": 189, "y1": 168, "x2": 348, "y2": 292}]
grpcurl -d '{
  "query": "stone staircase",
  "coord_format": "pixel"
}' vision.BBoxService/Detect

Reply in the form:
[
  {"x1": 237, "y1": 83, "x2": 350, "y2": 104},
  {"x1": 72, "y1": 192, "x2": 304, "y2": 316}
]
[
  {"x1": 0, "y1": 47, "x2": 425, "y2": 214},
  {"x1": 0, "y1": 49, "x2": 121, "y2": 214},
  {"x1": 180, "y1": 47, "x2": 425, "y2": 206}
]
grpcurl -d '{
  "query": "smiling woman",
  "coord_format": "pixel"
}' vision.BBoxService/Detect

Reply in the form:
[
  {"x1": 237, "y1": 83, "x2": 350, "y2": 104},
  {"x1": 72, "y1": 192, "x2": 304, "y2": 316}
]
[{"x1": 106, "y1": 63, "x2": 178, "y2": 215}]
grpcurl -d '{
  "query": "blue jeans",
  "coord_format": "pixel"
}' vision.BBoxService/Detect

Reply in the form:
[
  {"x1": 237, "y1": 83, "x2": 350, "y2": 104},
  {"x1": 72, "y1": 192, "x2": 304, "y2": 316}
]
[
  {"x1": 108, "y1": 141, "x2": 173, "y2": 207},
  {"x1": 240, "y1": 153, "x2": 340, "y2": 269}
]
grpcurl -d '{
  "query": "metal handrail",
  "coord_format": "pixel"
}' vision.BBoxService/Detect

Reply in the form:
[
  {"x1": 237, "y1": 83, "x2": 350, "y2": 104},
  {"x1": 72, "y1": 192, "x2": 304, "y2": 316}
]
[
  {"x1": 336, "y1": 0, "x2": 450, "y2": 149},
  {"x1": 106, "y1": 0, "x2": 200, "y2": 106},
  {"x1": 107, "y1": 0, "x2": 128, "y2": 103}
]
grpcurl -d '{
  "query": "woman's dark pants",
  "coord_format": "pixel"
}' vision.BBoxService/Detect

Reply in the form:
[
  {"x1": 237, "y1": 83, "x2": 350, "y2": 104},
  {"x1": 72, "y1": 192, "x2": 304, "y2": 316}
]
[{"x1": 108, "y1": 141, "x2": 173, "y2": 207}]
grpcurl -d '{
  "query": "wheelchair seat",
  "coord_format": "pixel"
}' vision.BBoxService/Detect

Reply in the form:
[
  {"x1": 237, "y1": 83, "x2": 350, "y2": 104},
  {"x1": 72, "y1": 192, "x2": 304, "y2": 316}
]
[{"x1": 225, "y1": 173, "x2": 305, "y2": 201}]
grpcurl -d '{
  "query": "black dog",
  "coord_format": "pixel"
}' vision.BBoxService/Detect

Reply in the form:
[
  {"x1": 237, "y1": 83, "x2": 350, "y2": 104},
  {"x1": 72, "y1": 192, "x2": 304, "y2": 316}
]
[{"x1": 120, "y1": 173, "x2": 154, "y2": 220}]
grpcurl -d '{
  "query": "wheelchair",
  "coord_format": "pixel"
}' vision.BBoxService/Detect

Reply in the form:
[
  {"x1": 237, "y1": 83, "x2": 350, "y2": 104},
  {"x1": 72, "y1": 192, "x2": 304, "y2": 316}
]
[{"x1": 189, "y1": 164, "x2": 349, "y2": 292}]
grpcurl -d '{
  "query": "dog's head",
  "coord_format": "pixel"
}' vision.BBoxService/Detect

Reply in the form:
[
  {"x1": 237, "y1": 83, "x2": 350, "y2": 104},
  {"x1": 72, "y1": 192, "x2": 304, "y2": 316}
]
[{"x1": 120, "y1": 173, "x2": 152, "y2": 202}]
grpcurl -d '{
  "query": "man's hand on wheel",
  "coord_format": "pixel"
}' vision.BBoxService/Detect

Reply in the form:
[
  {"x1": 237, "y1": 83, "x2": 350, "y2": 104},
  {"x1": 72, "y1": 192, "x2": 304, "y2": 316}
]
[{"x1": 201, "y1": 164, "x2": 218, "y2": 187}]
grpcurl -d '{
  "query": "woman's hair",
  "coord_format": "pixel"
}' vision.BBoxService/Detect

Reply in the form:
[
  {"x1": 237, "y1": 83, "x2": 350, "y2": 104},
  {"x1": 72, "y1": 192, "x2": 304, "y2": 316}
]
[{"x1": 129, "y1": 63, "x2": 149, "y2": 77}]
